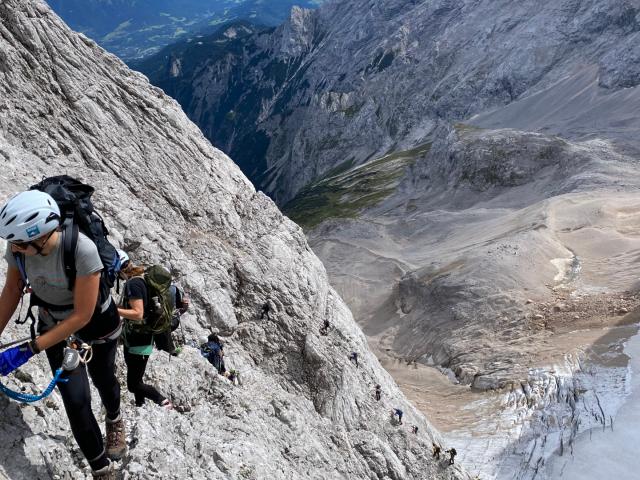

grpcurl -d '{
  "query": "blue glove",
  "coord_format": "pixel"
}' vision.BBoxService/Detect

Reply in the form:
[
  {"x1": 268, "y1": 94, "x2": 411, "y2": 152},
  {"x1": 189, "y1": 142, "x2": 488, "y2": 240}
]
[{"x1": 0, "y1": 343, "x2": 34, "y2": 376}]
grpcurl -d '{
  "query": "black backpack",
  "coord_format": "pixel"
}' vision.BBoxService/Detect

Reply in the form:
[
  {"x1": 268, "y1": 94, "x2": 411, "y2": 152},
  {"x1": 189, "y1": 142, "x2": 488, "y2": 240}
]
[
  {"x1": 13, "y1": 175, "x2": 120, "y2": 338},
  {"x1": 14, "y1": 176, "x2": 121, "y2": 307}
]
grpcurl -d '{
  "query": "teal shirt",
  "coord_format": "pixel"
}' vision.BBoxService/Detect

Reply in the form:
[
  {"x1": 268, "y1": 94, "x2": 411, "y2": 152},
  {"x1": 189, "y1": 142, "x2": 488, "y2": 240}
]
[
  {"x1": 126, "y1": 342, "x2": 153, "y2": 356},
  {"x1": 122, "y1": 323, "x2": 154, "y2": 355}
]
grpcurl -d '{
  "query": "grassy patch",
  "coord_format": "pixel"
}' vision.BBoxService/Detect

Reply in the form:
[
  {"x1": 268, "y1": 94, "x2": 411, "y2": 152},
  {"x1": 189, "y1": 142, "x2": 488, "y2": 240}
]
[
  {"x1": 283, "y1": 143, "x2": 431, "y2": 229},
  {"x1": 453, "y1": 122, "x2": 483, "y2": 135}
]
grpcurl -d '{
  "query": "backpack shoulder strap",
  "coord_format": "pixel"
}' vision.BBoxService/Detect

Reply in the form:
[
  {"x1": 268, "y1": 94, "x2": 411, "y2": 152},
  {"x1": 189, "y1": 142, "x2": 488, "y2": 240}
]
[
  {"x1": 169, "y1": 284, "x2": 178, "y2": 308},
  {"x1": 62, "y1": 223, "x2": 79, "y2": 291},
  {"x1": 12, "y1": 251, "x2": 29, "y2": 291},
  {"x1": 176, "y1": 285, "x2": 183, "y2": 304}
]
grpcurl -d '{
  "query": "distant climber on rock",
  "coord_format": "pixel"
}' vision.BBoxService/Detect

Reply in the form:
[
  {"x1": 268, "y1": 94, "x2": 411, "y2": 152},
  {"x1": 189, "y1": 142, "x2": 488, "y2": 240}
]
[
  {"x1": 349, "y1": 351, "x2": 359, "y2": 367},
  {"x1": 0, "y1": 188, "x2": 125, "y2": 479},
  {"x1": 432, "y1": 442, "x2": 441, "y2": 460},
  {"x1": 201, "y1": 333, "x2": 226, "y2": 375},
  {"x1": 319, "y1": 318, "x2": 330, "y2": 336},
  {"x1": 392, "y1": 408, "x2": 403, "y2": 425},
  {"x1": 446, "y1": 447, "x2": 457, "y2": 465},
  {"x1": 411, "y1": 425, "x2": 418, "y2": 434},
  {"x1": 375, "y1": 384, "x2": 381, "y2": 401},
  {"x1": 260, "y1": 301, "x2": 271, "y2": 320},
  {"x1": 118, "y1": 254, "x2": 174, "y2": 411}
]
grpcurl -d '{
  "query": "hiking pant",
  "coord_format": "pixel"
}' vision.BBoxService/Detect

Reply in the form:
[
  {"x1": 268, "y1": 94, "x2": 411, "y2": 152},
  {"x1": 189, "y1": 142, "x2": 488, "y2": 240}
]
[
  {"x1": 45, "y1": 338, "x2": 120, "y2": 470},
  {"x1": 211, "y1": 355, "x2": 226, "y2": 375},
  {"x1": 123, "y1": 349, "x2": 166, "y2": 406}
]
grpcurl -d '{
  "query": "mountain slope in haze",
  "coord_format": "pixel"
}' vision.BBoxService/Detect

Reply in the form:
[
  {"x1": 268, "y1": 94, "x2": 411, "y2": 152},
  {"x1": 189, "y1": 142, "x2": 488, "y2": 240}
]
[
  {"x1": 131, "y1": 21, "x2": 278, "y2": 185},
  {"x1": 45, "y1": 0, "x2": 323, "y2": 60},
  {"x1": 139, "y1": 0, "x2": 640, "y2": 205},
  {"x1": 0, "y1": 2, "x2": 466, "y2": 479}
]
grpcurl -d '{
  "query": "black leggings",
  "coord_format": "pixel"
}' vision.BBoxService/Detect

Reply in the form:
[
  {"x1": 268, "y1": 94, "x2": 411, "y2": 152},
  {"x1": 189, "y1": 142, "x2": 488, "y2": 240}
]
[
  {"x1": 123, "y1": 349, "x2": 166, "y2": 406},
  {"x1": 45, "y1": 338, "x2": 120, "y2": 470},
  {"x1": 153, "y1": 329, "x2": 176, "y2": 353}
]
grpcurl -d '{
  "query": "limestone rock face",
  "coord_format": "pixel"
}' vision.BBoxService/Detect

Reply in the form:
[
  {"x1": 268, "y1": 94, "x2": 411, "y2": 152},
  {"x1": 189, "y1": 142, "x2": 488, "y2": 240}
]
[
  {"x1": 0, "y1": 2, "x2": 466, "y2": 479},
  {"x1": 278, "y1": 6, "x2": 319, "y2": 57},
  {"x1": 598, "y1": 33, "x2": 640, "y2": 89}
]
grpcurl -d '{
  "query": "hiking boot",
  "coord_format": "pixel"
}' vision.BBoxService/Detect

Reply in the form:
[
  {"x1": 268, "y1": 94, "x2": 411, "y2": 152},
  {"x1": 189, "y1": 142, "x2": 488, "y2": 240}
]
[
  {"x1": 92, "y1": 461, "x2": 116, "y2": 479},
  {"x1": 160, "y1": 399, "x2": 174, "y2": 410},
  {"x1": 105, "y1": 415, "x2": 127, "y2": 460}
]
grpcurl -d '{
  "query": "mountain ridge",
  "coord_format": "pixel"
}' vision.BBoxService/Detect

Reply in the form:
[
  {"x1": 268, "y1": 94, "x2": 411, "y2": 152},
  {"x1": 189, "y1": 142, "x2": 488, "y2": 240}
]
[{"x1": 138, "y1": 0, "x2": 640, "y2": 204}]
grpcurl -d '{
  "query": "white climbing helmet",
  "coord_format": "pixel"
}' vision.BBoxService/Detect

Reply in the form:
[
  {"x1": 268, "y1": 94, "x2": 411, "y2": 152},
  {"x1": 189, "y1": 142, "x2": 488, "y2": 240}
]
[
  {"x1": 0, "y1": 190, "x2": 60, "y2": 242},
  {"x1": 199, "y1": 335, "x2": 209, "y2": 345},
  {"x1": 117, "y1": 249, "x2": 130, "y2": 267}
]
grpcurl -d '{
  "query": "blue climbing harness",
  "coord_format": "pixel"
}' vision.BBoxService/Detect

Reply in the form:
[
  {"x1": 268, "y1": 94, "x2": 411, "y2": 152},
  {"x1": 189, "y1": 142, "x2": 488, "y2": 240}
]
[{"x1": 0, "y1": 368, "x2": 68, "y2": 403}]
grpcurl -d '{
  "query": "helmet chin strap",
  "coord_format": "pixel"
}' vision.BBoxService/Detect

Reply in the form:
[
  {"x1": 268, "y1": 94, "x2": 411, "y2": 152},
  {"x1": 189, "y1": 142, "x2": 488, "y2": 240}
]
[{"x1": 33, "y1": 230, "x2": 56, "y2": 256}]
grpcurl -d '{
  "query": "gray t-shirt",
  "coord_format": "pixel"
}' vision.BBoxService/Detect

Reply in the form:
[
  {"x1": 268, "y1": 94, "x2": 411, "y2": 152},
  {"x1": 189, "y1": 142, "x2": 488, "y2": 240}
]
[{"x1": 5, "y1": 232, "x2": 103, "y2": 318}]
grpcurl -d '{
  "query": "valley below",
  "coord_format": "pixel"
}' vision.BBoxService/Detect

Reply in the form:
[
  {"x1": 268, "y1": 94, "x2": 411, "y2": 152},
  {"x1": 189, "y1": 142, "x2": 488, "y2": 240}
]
[{"x1": 307, "y1": 186, "x2": 640, "y2": 479}]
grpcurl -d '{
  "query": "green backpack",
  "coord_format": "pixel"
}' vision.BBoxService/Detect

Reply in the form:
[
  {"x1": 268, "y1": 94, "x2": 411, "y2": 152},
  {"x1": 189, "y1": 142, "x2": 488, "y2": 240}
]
[
  {"x1": 144, "y1": 265, "x2": 174, "y2": 334},
  {"x1": 126, "y1": 265, "x2": 174, "y2": 334}
]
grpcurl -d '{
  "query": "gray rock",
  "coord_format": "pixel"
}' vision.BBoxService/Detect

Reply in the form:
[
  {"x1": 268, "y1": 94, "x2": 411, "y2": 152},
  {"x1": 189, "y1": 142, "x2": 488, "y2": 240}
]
[{"x1": 0, "y1": 2, "x2": 467, "y2": 479}]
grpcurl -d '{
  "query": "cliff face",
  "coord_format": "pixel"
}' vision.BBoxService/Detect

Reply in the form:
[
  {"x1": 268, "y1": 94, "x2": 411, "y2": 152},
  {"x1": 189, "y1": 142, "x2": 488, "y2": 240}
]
[
  {"x1": 138, "y1": 0, "x2": 640, "y2": 204},
  {"x1": 0, "y1": 2, "x2": 465, "y2": 479}
]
